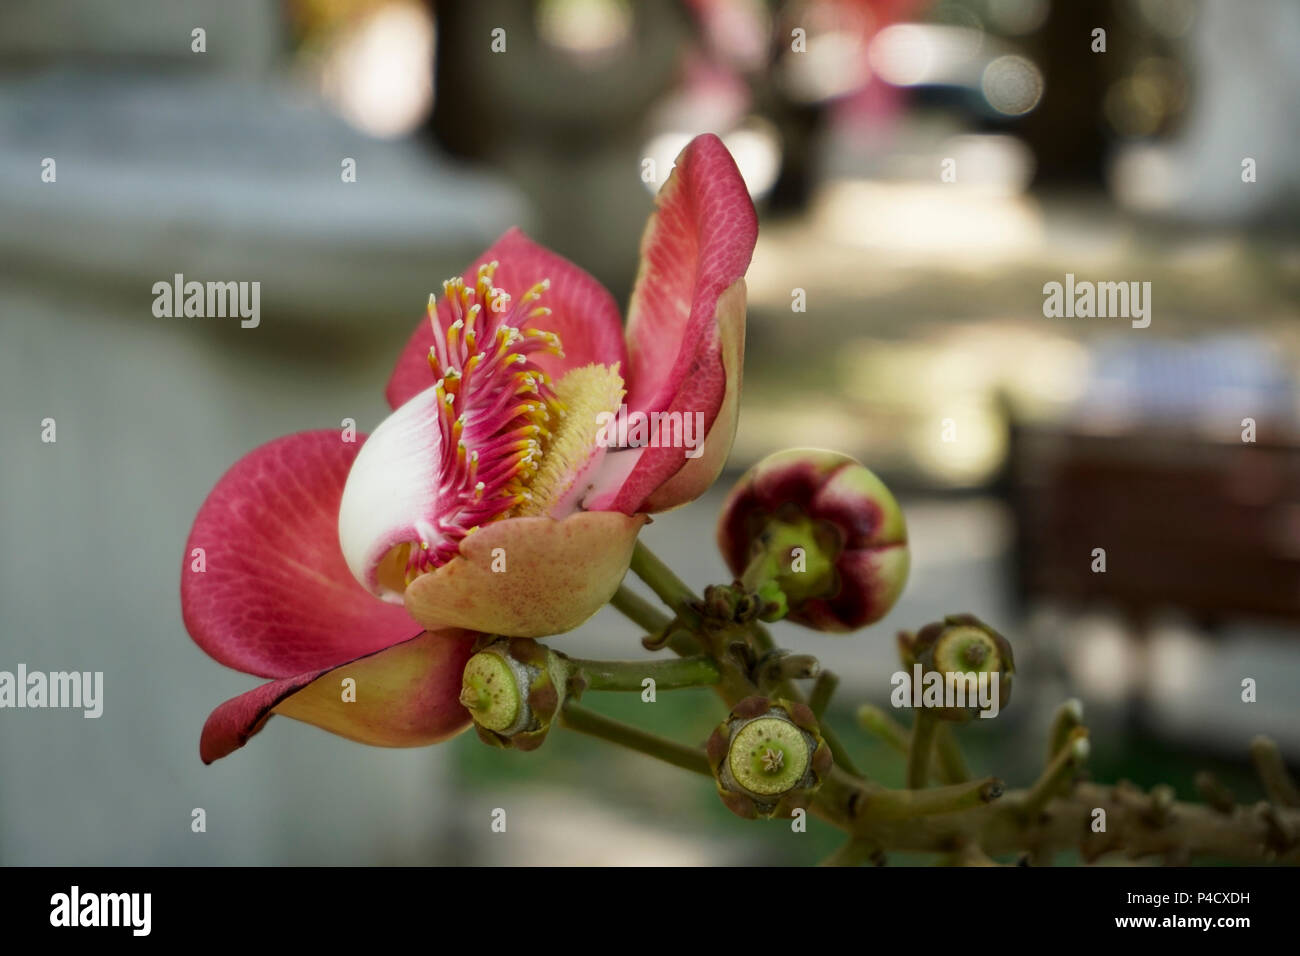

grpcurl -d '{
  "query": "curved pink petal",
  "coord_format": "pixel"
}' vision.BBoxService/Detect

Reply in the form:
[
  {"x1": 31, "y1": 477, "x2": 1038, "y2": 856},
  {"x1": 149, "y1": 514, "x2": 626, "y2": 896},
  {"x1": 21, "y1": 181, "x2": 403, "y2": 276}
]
[
  {"x1": 200, "y1": 628, "x2": 478, "y2": 763},
  {"x1": 597, "y1": 133, "x2": 757, "y2": 513},
  {"x1": 182, "y1": 430, "x2": 419, "y2": 679},
  {"x1": 607, "y1": 278, "x2": 746, "y2": 513},
  {"x1": 623, "y1": 134, "x2": 756, "y2": 413},
  {"x1": 386, "y1": 228, "x2": 628, "y2": 410}
]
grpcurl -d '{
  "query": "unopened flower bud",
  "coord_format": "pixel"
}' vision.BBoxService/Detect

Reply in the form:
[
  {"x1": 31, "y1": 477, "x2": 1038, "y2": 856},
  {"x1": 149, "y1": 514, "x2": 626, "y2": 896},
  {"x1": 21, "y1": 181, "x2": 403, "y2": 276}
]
[
  {"x1": 460, "y1": 637, "x2": 567, "y2": 750},
  {"x1": 703, "y1": 583, "x2": 742, "y2": 622},
  {"x1": 706, "y1": 696, "x2": 832, "y2": 819},
  {"x1": 716, "y1": 449, "x2": 909, "y2": 633},
  {"x1": 908, "y1": 614, "x2": 1014, "y2": 722}
]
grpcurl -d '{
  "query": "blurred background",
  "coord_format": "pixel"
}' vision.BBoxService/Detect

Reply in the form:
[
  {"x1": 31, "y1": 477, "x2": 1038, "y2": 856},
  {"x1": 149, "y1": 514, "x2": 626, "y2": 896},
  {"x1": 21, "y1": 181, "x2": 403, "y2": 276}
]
[{"x1": 1, "y1": 0, "x2": 1298, "y2": 865}]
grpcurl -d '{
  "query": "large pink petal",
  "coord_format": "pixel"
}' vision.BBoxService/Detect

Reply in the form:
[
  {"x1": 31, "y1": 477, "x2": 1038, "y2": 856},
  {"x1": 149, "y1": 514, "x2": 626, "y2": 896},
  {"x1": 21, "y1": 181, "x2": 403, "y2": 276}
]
[
  {"x1": 199, "y1": 628, "x2": 478, "y2": 763},
  {"x1": 636, "y1": 286, "x2": 743, "y2": 512},
  {"x1": 598, "y1": 133, "x2": 757, "y2": 513},
  {"x1": 623, "y1": 134, "x2": 756, "y2": 412},
  {"x1": 386, "y1": 228, "x2": 629, "y2": 410},
  {"x1": 602, "y1": 278, "x2": 746, "y2": 513},
  {"x1": 182, "y1": 430, "x2": 419, "y2": 679}
]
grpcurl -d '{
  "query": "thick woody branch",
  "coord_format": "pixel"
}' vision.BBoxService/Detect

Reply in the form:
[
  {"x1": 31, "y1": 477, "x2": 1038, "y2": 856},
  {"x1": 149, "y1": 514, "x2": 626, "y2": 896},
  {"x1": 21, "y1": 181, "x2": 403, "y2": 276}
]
[
  {"x1": 618, "y1": 545, "x2": 1300, "y2": 866},
  {"x1": 811, "y1": 772, "x2": 1300, "y2": 864}
]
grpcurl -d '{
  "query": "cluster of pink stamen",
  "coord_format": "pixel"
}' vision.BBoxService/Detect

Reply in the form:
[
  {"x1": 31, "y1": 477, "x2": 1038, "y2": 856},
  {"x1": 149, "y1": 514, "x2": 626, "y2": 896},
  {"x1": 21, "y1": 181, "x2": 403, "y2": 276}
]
[{"x1": 406, "y1": 262, "x2": 565, "y2": 579}]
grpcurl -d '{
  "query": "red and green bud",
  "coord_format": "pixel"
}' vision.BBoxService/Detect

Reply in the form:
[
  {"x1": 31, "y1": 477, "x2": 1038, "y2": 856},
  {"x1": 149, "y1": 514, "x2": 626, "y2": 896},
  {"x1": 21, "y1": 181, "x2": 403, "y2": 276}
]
[
  {"x1": 706, "y1": 696, "x2": 832, "y2": 819},
  {"x1": 716, "y1": 449, "x2": 909, "y2": 632}
]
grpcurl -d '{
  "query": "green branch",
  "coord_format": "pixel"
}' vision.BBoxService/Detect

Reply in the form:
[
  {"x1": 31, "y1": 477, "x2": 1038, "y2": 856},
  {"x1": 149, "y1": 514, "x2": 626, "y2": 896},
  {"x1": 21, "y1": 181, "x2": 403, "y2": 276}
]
[
  {"x1": 907, "y1": 713, "x2": 938, "y2": 790},
  {"x1": 609, "y1": 584, "x2": 672, "y2": 633},
  {"x1": 570, "y1": 655, "x2": 721, "y2": 692},
  {"x1": 1020, "y1": 729, "x2": 1089, "y2": 819},
  {"x1": 863, "y1": 777, "x2": 1004, "y2": 820},
  {"x1": 559, "y1": 701, "x2": 711, "y2": 777},
  {"x1": 629, "y1": 541, "x2": 699, "y2": 621}
]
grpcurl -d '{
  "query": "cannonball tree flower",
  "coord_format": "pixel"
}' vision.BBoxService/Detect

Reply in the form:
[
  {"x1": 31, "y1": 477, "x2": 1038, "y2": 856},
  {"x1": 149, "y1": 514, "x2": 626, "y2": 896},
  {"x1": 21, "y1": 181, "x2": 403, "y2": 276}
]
[
  {"x1": 181, "y1": 133, "x2": 756, "y2": 762},
  {"x1": 342, "y1": 132, "x2": 756, "y2": 636}
]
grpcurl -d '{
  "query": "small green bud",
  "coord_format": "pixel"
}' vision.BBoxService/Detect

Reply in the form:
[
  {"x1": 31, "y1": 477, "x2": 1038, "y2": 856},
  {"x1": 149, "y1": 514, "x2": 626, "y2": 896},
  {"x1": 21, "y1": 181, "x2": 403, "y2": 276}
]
[
  {"x1": 703, "y1": 583, "x2": 742, "y2": 622},
  {"x1": 460, "y1": 637, "x2": 567, "y2": 751},
  {"x1": 706, "y1": 697, "x2": 832, "y2": 819},
  {"x1": 911, "y1": 614, "x2": 1015, "y2": 722},
  {"x1": 460, "y1": 651, "x2": 520, "y2": 732}
]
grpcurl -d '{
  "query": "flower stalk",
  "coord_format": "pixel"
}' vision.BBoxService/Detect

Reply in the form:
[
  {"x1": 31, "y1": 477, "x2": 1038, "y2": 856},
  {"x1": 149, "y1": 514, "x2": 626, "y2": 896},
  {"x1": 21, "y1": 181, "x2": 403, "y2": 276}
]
[
  {"x1": 629, "y1": 540, "x2": 700, "y2": 624},
  {"x1": 906, "y1": 712, "x2": 938, "y2": 790},
  {"x1": 558, "y1": 701, "x2": 712, "y2": 777},
  {"x1": 934, "y1": 725, "x2": 971, "y2": 784},
  {"x1": 1020, "y1": 729, "x2": 1090, "y2": 819},
  {"x1": 609, "y1": 584, "x2": 671, "y2": 634},
  {"x1": 807, "y1": 671, "x2": 838, "y2": 719},
  {"x1": 570, "y1": 655, "x2": 721, "y2": 693},
  {"x1": 1047, "y1": 698, "x2": 1085, "y2": 760},
  {"x1": 857, "y1": 703, "x2": 911, "y2": 756}
]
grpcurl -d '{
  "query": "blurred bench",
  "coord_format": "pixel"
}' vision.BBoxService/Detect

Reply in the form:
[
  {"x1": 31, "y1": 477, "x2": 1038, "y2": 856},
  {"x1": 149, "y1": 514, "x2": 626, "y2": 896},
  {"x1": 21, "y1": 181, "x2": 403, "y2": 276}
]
[{"x1": 1010, "y1": 425, "x2": 1300, "y2": 626}]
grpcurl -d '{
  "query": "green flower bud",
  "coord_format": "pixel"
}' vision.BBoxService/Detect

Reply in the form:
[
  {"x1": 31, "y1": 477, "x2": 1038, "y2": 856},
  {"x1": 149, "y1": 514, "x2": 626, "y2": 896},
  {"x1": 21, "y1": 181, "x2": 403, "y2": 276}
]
[
  {"x1": 703, "y1": 583, "x2": 743, "y2": 622},
  {"x1": 460, "y1": 637, "x2": 567, "y2": 751},
  {"x1": 908, "y1": 614, "x2": 1015, "y2": 722},
  {"x1": 706, "y1": 696, "x2": 832, "y2": 819}
]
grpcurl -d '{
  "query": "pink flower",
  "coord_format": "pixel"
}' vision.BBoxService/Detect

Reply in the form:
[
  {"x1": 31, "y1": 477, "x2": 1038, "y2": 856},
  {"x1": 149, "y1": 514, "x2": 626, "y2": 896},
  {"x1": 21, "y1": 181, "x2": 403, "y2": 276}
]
[{"x1": 182, "y1": 134, "x2": 757, "y2": 762}]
